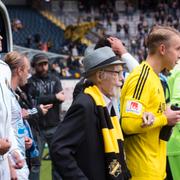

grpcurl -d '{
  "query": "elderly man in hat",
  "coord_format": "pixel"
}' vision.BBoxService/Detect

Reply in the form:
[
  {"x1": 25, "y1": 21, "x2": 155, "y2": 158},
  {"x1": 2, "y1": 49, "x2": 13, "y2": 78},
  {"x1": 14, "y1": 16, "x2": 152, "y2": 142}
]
[{"x1": 51, "y1": 47, "x2": 131, "y2": 180}]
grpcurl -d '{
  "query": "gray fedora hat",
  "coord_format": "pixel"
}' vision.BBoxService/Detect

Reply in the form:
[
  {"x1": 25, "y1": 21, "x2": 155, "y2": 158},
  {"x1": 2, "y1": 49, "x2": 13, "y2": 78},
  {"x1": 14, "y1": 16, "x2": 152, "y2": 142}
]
[{"x1": 83, "y1": 46, "x2": 124, "y2": 76}]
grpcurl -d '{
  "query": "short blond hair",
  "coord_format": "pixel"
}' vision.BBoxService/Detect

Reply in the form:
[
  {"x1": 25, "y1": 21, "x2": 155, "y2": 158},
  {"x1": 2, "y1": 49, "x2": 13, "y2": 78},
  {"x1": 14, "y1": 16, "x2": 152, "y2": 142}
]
[{"x1": 146, "y1": 25, "x2": 180, "y2": 54}]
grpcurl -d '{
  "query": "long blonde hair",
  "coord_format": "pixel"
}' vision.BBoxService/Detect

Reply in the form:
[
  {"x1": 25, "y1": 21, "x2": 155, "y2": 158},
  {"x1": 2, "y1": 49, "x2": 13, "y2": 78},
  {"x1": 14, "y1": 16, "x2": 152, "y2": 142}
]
[{"x1": 4, "y1": 51, "x2": 27, "y2": 75}]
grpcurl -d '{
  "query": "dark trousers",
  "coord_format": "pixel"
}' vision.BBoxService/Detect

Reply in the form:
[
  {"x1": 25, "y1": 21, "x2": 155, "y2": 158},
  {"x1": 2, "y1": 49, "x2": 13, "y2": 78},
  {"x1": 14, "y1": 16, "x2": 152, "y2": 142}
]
[
  {"x1": 36, "y1": 126, "x2": 62, "y2": 180},
  {"x1": 29, "y1": 164, "x2": 40, "y2": 180},
  {"x1": 166, "y1": 157, "x2": 173, "y2": 180},
  {"x1": 28, "y1": 128, "x2": 41, "y2": 180}
]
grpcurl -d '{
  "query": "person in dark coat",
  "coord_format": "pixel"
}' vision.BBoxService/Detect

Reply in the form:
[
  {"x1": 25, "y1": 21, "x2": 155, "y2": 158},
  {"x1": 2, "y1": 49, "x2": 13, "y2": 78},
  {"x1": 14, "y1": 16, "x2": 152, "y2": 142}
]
[
  {"x1": 51, "y1": 47, "x2": 131, "y2": 180},
  {"x1": 25, "y1": 53, "x2": 65, "y2": 180}
]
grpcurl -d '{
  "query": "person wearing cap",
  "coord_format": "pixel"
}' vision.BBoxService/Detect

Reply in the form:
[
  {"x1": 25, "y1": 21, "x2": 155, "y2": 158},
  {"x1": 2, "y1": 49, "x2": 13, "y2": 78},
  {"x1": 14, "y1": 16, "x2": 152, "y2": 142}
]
[
  {"x1": 121, "y1": 26, "x2": 180, "y2": 179},
  {"x1": 51, "y1": 47, "x2": 131, "y2": 180},
  {"x1": 25, "y1": 53, "x2": 65, "y2": 180}
]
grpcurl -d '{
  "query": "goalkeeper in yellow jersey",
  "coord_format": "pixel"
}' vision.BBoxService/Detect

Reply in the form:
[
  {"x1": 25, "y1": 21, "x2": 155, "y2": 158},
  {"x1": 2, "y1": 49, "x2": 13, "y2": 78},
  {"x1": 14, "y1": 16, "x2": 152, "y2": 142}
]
[{"x1": 121, "y1": 26, "x2": 180, "y2": 180}]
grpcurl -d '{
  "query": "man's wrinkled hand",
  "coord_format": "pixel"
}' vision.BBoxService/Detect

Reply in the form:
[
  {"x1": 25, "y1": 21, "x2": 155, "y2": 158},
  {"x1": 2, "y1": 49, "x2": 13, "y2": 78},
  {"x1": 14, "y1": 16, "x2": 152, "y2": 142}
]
[{"x1": 141, "y1": 112, "x2": 155, "y2": 127}]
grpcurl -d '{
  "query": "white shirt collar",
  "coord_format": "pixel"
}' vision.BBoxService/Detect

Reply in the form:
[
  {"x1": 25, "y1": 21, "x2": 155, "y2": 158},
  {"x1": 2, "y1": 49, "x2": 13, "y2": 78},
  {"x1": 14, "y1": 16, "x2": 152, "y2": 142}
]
[
  {"x1": 102, "y1": 94, "x2": 120, "y2": 118},
  {"x1": 102, "y1": 94, "x2": 113, "y2": 114}
]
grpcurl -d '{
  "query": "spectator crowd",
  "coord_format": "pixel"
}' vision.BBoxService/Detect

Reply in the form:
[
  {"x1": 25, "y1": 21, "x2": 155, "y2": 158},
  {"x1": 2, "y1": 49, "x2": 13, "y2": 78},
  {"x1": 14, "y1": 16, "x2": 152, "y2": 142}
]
[{"x1": 1, "y1": 1, "x2": 180, "y2": 180}]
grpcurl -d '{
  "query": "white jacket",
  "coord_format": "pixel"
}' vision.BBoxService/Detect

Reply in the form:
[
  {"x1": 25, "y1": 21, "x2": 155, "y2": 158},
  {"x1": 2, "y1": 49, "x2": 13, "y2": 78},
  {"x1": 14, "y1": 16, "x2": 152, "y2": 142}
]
[{"x1": 0, "y1": 60, "x2": 18, "y2": 159}]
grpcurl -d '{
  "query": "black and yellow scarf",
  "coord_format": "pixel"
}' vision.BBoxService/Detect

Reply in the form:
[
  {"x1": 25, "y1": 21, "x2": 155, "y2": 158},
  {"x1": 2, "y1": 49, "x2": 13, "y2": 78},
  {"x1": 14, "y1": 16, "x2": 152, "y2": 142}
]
[{"x1": 84, "y1": 85, "x2": 131, "y2": 180}]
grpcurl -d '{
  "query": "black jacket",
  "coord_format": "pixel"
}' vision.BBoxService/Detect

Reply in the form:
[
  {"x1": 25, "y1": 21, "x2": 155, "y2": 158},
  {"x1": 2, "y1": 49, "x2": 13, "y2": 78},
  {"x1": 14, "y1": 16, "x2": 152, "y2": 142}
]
[
  {"x1": 51, "y1": 92, "x2": 130, "y2": 180},
  {"x1": 26, "y1": 74, "x2": 63, "y2": 129}
]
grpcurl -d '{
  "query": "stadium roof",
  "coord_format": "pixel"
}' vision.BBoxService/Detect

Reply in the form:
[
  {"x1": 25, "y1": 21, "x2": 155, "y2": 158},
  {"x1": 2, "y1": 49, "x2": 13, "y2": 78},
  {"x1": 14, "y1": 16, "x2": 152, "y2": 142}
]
[{"x1": 13, "y1": 45, "x2": 68, "y2": 61}]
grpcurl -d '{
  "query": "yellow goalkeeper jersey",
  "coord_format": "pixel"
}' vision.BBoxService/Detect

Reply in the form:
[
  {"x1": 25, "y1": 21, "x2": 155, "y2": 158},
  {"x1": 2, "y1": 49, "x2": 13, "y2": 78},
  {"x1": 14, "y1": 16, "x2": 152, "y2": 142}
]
[{"x1": 121, "y1": 62, "x2": 168, "y2": 180}]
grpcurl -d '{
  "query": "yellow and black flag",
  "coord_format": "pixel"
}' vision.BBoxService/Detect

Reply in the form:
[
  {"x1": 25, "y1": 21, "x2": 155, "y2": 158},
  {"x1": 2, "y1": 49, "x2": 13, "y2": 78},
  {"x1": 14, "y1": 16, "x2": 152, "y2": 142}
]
[{"x1": 64, "y1": 22, "x2": 97, "y2": 42}]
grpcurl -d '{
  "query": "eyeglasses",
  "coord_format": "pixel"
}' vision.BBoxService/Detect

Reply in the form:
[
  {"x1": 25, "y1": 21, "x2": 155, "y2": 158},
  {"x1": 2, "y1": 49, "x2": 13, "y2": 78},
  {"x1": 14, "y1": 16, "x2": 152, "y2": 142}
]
[{"x1": 103, "y1": 69, "x2": 123, "y2": 77}]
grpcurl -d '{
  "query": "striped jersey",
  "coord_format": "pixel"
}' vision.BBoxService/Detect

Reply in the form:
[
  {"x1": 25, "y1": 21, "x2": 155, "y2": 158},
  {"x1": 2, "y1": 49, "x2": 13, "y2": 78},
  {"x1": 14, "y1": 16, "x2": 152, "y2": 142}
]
[{"x1": 121, "y1": 61, "x2": 168, "y2": 180}]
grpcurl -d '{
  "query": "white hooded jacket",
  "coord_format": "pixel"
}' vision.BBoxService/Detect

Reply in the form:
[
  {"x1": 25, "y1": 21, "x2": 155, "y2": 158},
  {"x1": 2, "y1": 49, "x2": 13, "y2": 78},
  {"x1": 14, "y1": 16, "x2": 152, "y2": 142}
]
[{"x1": 0, "y1": 60, "x2": 18, "y2": 159}]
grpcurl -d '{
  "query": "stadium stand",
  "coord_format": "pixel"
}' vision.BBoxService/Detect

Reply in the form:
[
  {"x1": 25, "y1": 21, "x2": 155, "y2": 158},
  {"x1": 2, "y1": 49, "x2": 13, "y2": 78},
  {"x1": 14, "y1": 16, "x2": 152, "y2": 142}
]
[{"x1": 7, "y1": 6, "x2": 64, "y2": 53}]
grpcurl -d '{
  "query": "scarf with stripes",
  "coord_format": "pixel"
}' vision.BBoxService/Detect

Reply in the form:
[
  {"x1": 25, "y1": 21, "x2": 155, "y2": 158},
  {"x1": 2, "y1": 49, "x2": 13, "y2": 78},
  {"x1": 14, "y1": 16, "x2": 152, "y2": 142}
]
[{"x1": 84, "y1": 85, "x2": 131, "y2": 180}]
